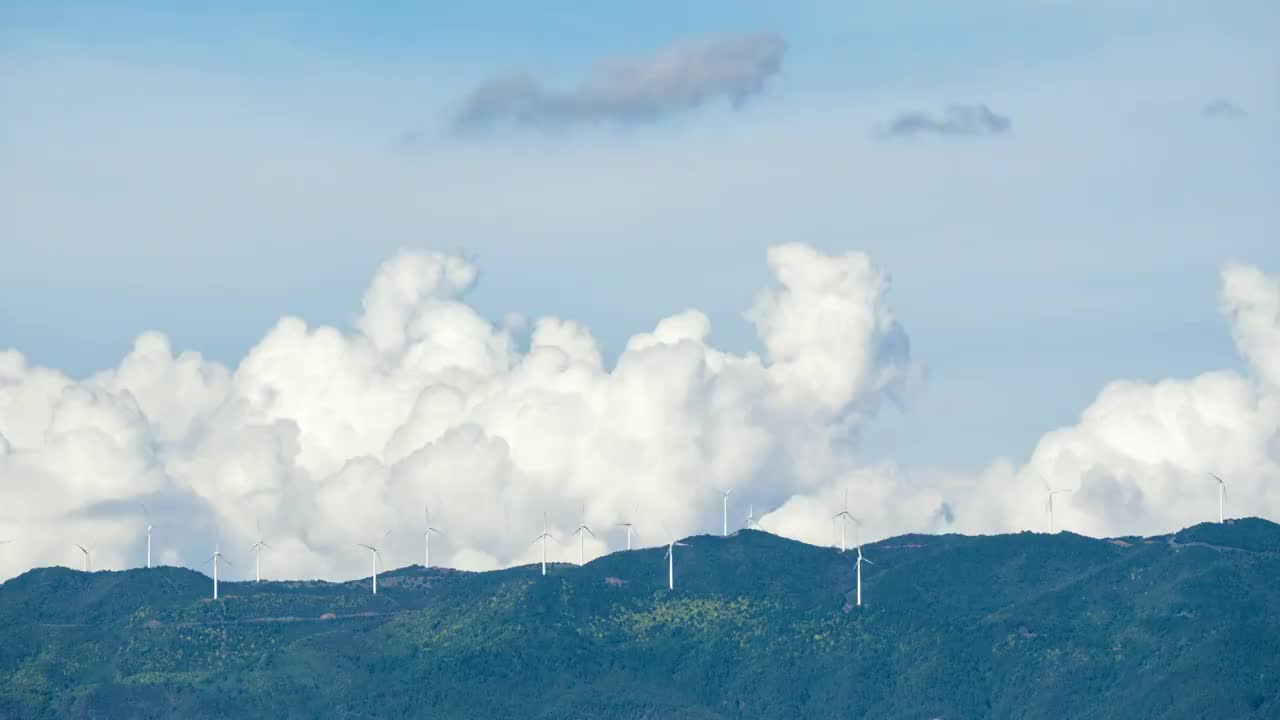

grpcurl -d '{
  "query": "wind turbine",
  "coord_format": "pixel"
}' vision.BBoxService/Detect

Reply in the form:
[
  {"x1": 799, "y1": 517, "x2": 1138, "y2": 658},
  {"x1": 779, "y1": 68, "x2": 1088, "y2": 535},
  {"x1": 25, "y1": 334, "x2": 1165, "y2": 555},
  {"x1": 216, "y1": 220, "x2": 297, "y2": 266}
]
[
  {"x1": 142, "y1": 504, "x2": 154, "y2": 569},
  {"x1": 531, "y1": 512, "x2": 559, "y2": 576},
  {"x1": 617, "y1": 513, "x2": 639, "y2": 551},
  {"x1": 1209, "y1": 473, "x2": 1228, "y2": 523},
  {"x1": 665, "y1": 537, "x2": 690, "y2": 590},
  {"x1": 570, "y1": 506, "x2": 595, "y2": 566},
  {"x1": 745, "y1": 505, "x2": 760, "y2": 529},
  {"x1": 249, "y1": 520, "x2": 270, "y2": 582},
  {"x1": 423, "y1": 505, "x2": 443, "y2": 568},
  {"x1": 1040, "y1": 475, "x2": 1073, "y2": 533},
  {"x1": 833, "y1": 489, "x2": 856, "y2": 552},
  {"x1": 357, "y1": 529, "x2": 391, "y2": 594},
  {"x1": 719, "y1": 488, "x2": 733, "y2": 537},
  {"x1": 855, "y1": 545, "x2": 873, "y2": 607},
  {"x1": 203, "y1": 533, "x2": 229, "y2": 599},
  {"x1": 75, "y1": 543, "x2": 93, "y2": 572}
]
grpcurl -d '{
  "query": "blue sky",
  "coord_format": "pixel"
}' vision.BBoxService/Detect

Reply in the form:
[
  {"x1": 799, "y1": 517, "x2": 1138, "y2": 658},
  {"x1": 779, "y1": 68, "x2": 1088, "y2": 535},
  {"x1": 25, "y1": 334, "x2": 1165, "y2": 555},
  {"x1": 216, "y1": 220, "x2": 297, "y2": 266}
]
[{"x1": 2, "y1": 1, "x2": 1278, "y2": 470}]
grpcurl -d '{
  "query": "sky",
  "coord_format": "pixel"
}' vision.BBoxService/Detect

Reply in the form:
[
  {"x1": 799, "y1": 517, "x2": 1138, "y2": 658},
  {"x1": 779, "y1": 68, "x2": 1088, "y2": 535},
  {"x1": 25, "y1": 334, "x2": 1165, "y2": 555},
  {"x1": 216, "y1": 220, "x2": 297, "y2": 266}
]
[{"x1": 1, "y1": 2, "x2": 1278, "y2": 582}]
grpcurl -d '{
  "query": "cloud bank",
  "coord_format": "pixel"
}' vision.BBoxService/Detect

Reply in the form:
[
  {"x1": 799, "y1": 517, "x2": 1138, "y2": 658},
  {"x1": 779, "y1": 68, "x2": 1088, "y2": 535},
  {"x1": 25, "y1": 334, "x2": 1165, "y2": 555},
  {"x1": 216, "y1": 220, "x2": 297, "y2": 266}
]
[
  {"x1": 767, "y1": 260, "x2": 1280, "y2": 547},
  {"x1": 0, "y1": 243, "x2": 912, "y2": 580},
  {"x1": 452, "y1": 32, "x2": 786, "y2": 132},
  {"x1": 1, "y1": 245, "x2": 1277, "y2": 583},
  {"x1": 881, "y1": 104, "x2": 1012, "y2": 139}
]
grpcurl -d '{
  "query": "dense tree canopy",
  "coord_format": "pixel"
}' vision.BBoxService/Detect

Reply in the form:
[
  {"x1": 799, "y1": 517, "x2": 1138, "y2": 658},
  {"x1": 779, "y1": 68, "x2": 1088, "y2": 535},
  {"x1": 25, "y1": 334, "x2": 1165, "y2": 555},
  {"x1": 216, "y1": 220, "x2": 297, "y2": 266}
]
[{"x1": 2, "y1": 520, "x2": 1278, "y2": 719}]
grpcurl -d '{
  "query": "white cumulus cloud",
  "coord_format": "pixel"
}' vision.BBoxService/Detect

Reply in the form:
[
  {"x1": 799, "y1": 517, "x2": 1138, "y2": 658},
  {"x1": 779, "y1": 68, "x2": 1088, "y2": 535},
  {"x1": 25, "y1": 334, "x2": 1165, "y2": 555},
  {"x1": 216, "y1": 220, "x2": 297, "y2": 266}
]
[
  {"x1": 762, "y1": 261, "x2": 1280, "y2": 546},
  {"x1": 0, "y1": 243, "x2": 916, "y2": 581},
  {"x1": 2, "y1": 246, "x2": 1278, "y2": 583}
]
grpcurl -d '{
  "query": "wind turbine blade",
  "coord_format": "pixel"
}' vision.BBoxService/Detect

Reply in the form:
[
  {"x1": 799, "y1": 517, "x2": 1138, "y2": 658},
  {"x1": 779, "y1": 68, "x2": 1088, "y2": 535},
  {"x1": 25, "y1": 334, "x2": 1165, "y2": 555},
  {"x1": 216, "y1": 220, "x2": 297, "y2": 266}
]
[
  {"x1": 357, "y1": 543, "x2": 376, "y2": 551},
  {"x1": 585, "y1": 527, "x2": 595, "y2": 537},
  {"x1": 1209, "y1": 472, "x2": 1224, "y2": 484},
  {"x1": 382, "y1": 529, "x2": 392, "y2": 539}
]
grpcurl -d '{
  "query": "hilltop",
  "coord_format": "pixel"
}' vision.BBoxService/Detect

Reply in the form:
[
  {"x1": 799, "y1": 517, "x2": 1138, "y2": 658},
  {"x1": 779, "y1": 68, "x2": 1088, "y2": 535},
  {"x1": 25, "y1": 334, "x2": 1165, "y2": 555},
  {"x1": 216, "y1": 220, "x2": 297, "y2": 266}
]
[{"x1": 2, "y1": 520, "x2": 1279, "y2": 719}]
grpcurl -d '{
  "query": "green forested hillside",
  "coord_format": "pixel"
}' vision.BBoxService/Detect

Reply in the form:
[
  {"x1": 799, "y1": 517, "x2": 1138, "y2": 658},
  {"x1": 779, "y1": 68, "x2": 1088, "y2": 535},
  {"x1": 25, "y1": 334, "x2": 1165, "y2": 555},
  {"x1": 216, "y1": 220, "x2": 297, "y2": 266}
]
[{"x1": 2, "y1": 520, "x2": 1279, "y2": 719}]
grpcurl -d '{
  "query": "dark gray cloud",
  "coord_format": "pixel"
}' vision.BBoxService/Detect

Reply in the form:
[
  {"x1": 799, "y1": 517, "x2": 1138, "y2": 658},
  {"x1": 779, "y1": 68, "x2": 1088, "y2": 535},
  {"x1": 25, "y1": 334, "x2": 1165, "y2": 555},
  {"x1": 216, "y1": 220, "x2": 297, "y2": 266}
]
[
  {"x1": 1203, "y1": 99, "x2": 1245, "y2": 118},
  {"x1": 881, "y1": 104, "x2": 1012, "y2": 139},
  {"x1": 452, "y1": 32, "x2": 786, "y2": 133}
]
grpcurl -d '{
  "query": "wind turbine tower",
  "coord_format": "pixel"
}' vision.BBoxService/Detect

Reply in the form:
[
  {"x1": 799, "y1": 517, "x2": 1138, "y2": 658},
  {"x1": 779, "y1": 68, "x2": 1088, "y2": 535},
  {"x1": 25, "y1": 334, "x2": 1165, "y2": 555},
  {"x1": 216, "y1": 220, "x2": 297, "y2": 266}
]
[
  {"x1": 1039, "y1": 475, "x2": 1072, "y2": 533},
  {"x1": 571, "y1": 507, "x2": 595, "y2": 566},
  {"x1": 75, "y1": 544, "x2": 92, "y2": 572},
  {"x1": 423, "y1": 505, "x2": 443, "y2": 568},
  {"x1": 719, "y1": 488, "x2": 733, "y2": 537},
  {"x1": 532, "y1": 513, "x2": 558, "y2": 576},
  {"x1": 357, "y1": 530, "x2": 391, "y2": 594},
  {"x1": 833, "y1": 489, "x2": 856, "y2": 552},
  {"x1": 204, "y1": 534, "x2": 229, "y2": 599},
  {"x1": 855, "y1": 545, "x2": 873, "y2": 607},
  {"x1": 1210, "y1": 473, "x2": 1228, "y2": 523},
  {"x1": 745, "y1": 505, "x2": 760, "y2": 529},
  {"x1": 617, "y1": 519, "x2": 638, "y2": 551},
  {"x1": 143, "y1": 504, "x2": 154, "y2": 569},
  {"x1": 249, "y1": 521, "x2": 270, "y2": 582},
  {"x1": 665, "y1": 538, "x2": 690, "y2": 590}
]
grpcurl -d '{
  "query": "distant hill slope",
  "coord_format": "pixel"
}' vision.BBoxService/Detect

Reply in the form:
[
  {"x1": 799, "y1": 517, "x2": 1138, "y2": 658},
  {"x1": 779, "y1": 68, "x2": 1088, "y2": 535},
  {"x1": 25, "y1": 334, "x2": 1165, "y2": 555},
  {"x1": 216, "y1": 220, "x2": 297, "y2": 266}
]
[{"x1": 2, "y1": 519, "x2": 1279, "y2": 719}]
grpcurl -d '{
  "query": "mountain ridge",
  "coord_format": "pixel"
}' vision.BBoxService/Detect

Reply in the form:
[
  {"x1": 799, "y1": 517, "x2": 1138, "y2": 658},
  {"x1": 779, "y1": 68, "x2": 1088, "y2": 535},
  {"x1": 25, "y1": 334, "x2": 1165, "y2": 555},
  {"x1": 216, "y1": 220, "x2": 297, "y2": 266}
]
[
  {"x1": 13, "y1": 517, "x2": 1275, "y2": 590},
  {"x1": 2, "y1": 519, "x2": 1278, "y2": 719}
]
